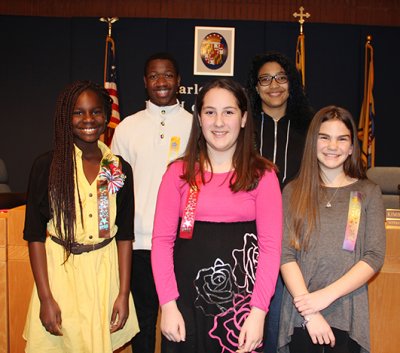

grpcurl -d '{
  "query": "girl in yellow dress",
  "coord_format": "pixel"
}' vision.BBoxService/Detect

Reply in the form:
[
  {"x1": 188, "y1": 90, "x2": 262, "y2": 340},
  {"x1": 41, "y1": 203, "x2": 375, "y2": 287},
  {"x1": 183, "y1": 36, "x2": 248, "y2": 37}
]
[{"x1": 23, "y1": 80, "x2": 139, "y2": 352}]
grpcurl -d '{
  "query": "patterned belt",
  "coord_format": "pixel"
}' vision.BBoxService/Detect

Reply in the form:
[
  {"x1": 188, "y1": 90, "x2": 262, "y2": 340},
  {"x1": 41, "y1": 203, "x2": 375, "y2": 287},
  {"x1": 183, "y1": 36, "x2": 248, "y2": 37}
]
[{"x1": 50, "y1": 236, "x2": 114, "y2": 255}]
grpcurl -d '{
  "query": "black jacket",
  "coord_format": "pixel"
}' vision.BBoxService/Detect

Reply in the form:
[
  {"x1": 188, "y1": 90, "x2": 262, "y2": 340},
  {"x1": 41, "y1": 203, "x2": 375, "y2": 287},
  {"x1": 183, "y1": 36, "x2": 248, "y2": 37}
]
[{"x1": 254, "y1": 112, "x2": 307, "y2": 188}]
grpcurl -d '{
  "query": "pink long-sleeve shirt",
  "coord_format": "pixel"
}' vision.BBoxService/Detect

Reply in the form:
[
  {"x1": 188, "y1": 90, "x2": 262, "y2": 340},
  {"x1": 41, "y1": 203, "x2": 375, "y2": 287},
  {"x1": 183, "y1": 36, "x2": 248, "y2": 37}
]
[{"x1": 151, "y1": 161, "x2": 282, "y2": 313}]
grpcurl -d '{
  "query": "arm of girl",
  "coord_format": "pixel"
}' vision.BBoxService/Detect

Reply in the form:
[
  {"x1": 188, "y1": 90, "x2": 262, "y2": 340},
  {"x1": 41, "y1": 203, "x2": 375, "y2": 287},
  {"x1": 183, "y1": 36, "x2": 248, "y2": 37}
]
[
  {"x1": 293, "y1": 260, "x2": 375, "y2": 316},
  {"x1": 293, "y1": 184, "x2": 386, "y2": 316},
  {"x1": 160, "y1": 300, "x2": 186, "y2": 342},
  {"x1": 28, "y1": 241, "x2": 63, "y2": 336},
  {"x1": 280, "y1": 262, "x2": 308, "y2": 298},
  {"x1": 236, "y1": 307, "x2": 265, "y2": 353},
  {"x1": 151, "y1": 162, "x2": 186, "y2": 340},
  {"x1": 111, "y1": 239, "x2": 132, "y2": 333},
  {"x1": 237, "y1": 171, "x2": 282, "y2": 352},
  {"x1": 281, "y1": 261, "x2": 335, "y2": 347}
]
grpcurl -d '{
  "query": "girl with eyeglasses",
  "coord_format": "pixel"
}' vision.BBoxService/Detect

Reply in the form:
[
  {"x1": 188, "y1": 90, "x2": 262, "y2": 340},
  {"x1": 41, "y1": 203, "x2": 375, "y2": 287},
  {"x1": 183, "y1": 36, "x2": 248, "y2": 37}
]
[{"x1": 247, "y1": 51, "x2": 314, "y2": 353}]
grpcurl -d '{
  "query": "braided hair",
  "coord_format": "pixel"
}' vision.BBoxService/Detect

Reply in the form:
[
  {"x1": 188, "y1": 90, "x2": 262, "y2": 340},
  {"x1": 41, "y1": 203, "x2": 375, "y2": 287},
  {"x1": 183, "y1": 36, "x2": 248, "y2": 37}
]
[{"x1": 49, "y1": 80, "x2": 112, "y2": 259}]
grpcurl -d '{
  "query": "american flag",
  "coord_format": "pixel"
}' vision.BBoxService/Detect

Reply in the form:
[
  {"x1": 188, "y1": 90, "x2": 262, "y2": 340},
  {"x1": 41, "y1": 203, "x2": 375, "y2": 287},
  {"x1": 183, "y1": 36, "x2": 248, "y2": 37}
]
[{"x1": 104, "y1": 35, "x2": 120, "y2": 145}]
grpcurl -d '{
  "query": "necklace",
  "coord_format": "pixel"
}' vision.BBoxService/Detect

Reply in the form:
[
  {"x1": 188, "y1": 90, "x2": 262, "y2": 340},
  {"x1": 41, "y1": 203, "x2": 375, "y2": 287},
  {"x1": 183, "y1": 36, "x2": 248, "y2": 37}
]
[
  {"x1": 325, "y1": 187, "x2": 340, "y2": 208},
  {"x1": 324, "y1": 177, "x2": 346, "y2": 208}
]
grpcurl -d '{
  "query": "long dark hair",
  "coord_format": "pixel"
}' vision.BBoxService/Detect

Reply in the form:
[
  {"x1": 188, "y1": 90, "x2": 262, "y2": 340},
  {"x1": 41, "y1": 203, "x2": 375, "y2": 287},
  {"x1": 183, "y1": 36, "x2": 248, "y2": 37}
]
[
  {"x1": 181, "y1": 78, "x2": 275, "y2": 192},
  {"x1": 49, "y1": 80, "x2": 112, "y2": 258},
  {"x1": 287, "y1": 105, "x2": 366, "y2": 250},
  {"x1": 247, "y1": 51, "x2": 313, "y2": 131}
]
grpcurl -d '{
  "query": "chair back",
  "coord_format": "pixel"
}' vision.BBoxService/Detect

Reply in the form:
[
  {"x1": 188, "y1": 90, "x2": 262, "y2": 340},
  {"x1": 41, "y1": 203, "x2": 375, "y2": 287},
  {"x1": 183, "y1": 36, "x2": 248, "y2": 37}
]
[
  {"x1": 0, "y1": 158, "x2": 11, "y2": 193},
  {"x1": 366, "y1": 167, "x2": 400, "y2": 210}
]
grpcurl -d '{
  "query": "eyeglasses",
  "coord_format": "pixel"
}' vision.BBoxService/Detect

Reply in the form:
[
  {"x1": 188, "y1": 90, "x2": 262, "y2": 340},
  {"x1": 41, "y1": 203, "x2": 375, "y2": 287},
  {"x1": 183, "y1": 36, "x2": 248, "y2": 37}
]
[{"x1": 257, "y1": 74, "x2": 288, "y2": 86}]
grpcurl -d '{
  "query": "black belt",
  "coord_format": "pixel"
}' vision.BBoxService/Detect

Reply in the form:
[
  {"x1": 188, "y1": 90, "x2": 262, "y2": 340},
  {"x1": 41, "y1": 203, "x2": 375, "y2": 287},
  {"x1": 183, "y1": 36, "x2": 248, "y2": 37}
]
[{"x1": 50, "y1": 236, "x2": 114, "y2": 255}]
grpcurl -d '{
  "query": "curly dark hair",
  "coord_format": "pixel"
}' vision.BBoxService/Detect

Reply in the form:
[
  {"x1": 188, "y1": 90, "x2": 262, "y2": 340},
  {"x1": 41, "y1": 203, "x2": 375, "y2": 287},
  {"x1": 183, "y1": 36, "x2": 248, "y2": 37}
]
[
  {"x1": 246, "y1": 51, "x2": 313, "y2": 131},
  {"x1": 49, "y1": 80, "x2": 112, "y2": 259}
]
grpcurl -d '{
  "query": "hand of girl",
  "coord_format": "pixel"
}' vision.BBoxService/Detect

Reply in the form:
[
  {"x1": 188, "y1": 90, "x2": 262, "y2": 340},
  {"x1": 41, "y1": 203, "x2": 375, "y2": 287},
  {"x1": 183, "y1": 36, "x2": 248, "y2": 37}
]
[
  {"x1": 40, "y1": 297, "x2": 63, "y2": 336},
  {"x1": 236, "y1": 307, "x2": 266, "y2": 353},
  {"x1": 305, "y1": 312, "x2": 335, "y2": 347},
  {"x1": 110, "y1": 292, "x2": 130, "y2": 333},
  {"x1": 160, "y1": 300, "x2": 186, "y2": 342},
  {"x1": 293, "y1": 289, "x2": 333, "y2": 316}
]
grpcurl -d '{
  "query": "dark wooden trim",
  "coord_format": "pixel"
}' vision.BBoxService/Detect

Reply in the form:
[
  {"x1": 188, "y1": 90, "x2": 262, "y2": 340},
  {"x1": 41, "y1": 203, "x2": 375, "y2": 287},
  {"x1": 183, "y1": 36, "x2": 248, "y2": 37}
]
[{"x1": 1, "y1": 0, "x2": 399, "y2": 27}]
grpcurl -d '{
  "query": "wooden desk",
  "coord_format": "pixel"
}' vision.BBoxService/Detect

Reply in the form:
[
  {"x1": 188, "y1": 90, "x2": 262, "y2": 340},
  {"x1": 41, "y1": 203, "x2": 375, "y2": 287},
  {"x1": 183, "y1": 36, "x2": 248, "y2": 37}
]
[
  {"x1": 6, "y1": 206, "x2": 32, "y2": 353},
  {"x1": 0, "y1": 206, "x2": 34, "y2": 353},
  {"x1": 369, "y1": 227, "x2": 400, "y2": 353},
  {"x1": 0, "y1": 214, "x2": 8, "y2": 353}
]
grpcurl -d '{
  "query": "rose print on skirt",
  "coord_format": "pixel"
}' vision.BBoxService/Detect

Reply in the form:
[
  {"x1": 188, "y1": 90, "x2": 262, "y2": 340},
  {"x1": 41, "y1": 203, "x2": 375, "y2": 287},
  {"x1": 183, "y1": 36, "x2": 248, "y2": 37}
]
[
  {"x1": 169, "y1": 222, "x2": 263, "y2": 352},
  {"x1": 232, "y1": 233, "x2": 258, "y2": 293},
  {"x1": 194, "y1": 258, "x2": 238, "y2": 316},
  {"x1": 209, "y1": 293, "x2": 263, "y2": 353}
]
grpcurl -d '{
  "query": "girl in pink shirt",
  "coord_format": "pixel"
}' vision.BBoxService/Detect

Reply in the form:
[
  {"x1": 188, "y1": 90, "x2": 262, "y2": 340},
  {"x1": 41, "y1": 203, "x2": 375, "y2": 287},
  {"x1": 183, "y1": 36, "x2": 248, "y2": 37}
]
[{"x1": 151, "y1": 78, "x2": 282, "y2": 353}]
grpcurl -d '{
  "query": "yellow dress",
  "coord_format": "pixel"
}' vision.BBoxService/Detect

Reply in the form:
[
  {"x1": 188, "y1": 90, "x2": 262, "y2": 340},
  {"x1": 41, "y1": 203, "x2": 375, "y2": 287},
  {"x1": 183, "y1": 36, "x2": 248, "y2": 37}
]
[{"x1": 23, "y1": 143, "x2": 139, "y2": 353}]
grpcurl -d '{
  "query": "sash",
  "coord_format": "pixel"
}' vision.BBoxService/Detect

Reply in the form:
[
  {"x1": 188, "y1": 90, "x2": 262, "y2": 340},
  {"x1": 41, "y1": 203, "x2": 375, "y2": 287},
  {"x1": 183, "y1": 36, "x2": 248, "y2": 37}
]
[
  {"x1": 179, "y1": 175, "x2": 202, "y2": 239},
  {"x1": 97, "y1": 178, "x2": 111, "y2": 238},
  {"x1": 342, "y1": 191, "x2": 362, "y2": 252}
]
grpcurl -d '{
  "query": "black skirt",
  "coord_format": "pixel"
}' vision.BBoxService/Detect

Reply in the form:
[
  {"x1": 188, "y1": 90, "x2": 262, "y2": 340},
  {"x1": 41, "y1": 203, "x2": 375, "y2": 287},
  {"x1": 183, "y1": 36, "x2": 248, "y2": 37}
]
[{"x1": 162, "y1": 220, "x2": 265, "y2": 353}]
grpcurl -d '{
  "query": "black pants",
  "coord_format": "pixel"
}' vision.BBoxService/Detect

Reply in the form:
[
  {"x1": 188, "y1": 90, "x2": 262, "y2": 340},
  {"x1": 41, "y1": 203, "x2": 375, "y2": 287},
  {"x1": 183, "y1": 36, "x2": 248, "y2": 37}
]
[
  {"x1": 289, "y1": 327, "x2": 361, "y2": 353},
  {"x1": 130, "y1": 250, "x2": 159, "y2": 353}
]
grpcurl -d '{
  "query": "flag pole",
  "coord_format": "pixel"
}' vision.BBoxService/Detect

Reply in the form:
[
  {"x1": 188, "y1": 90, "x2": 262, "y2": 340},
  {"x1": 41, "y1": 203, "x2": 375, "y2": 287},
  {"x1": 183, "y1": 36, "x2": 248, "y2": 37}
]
[
  {"x1": 358, "y1": 35, "x2": 375, "y2": 168},
  {"x1": 293, "y1": 6, "x2": 310, "y2": 88},
  {"x1": 100, "y1": 17, "x2": 120, "y2": 146},
  {"x1": 100, "y1": 17, "x2": 119, "y2": 82}
]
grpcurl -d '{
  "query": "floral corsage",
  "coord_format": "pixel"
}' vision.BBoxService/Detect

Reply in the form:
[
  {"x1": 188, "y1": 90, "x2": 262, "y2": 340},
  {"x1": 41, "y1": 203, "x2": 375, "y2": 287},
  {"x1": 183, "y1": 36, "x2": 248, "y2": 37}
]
[{"x1": 98, "y1": 158, "x2": 126, "y2": 194}]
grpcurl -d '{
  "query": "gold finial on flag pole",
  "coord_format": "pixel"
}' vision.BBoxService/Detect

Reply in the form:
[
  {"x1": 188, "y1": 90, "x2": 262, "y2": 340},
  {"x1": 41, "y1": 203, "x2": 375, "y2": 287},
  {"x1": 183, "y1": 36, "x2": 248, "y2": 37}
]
[
  {"x1": 366, "y1": 35, "x2": 372, "y2": 43},
  {"x1": 100, "y1": 17, "x2": 119, "y2": 37},
  {"x1": 293, "y1": 6, "x2": 310, "y2": 34}
]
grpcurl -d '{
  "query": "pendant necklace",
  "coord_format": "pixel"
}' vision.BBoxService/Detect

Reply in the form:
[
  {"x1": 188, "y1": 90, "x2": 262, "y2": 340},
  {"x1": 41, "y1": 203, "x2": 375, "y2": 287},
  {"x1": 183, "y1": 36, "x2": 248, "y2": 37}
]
[
  {"x1": 324, "y1": 178, "x2": 345, "y2": 208},
  {"x1": 325, "y1": 188, "x2": 339, "y2": 208}
]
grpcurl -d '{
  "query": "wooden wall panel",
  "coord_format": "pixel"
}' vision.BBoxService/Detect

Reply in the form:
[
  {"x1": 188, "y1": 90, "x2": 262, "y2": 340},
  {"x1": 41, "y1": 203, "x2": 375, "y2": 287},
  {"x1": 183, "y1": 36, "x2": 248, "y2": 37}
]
[
  {"x1": 7, "y1": 251, "x2": 32, "y2": 353},
  {"x1": 368, "y1": 227, "x2": 400, "y2": 353},
  {"x1": 6, "y1": 206, "x2": 32, "y2": 353},
  {"x1": 1, "y1": 0, "x2": 399, "y2": 26},
  {"x1": 369, "y1": 265, "x2": 400, "y2": 353},
  {"x1": 0, "y1": 260, "x2": 7, "y2": 353},
  {"x1": 0, "y1": 216, "x2": 8, "y2": 353}
]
